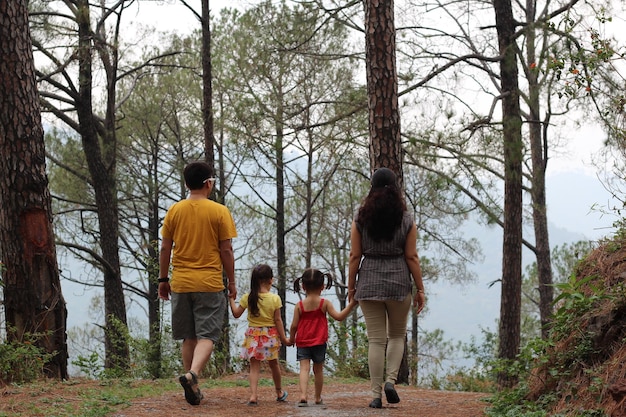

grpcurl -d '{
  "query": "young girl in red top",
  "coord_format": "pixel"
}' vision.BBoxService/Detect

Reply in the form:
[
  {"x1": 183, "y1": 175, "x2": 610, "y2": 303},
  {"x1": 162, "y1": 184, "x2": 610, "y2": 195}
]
[{"x1": 288, "y1": 268, "x2": 358, "y2": 407}]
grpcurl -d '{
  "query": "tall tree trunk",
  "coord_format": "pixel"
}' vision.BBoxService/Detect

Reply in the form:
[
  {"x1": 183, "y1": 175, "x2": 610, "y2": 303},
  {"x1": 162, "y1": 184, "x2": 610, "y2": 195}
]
[
  {"x1": 0, "y1": 0, "x2": 68, "y2": 380},
  {"x1": 525, "y1": 0, "x2": 553, "y2": 339},
  {"x1": 202, "y1": 0, "x2": 215, "y2": 169},
  {"x1": 200, "y1": 0, "x2": 231, "y2": 374},
  {"x1": 216, "y1": 92, "x2": 233, "y2": 373},
  {"x1": 147, "y1": 188, "x2": 162, "y2": 378},
  {"x1": 364, "y1": 0, "x2": 403, "y2": 181},
  {"x1": 75, "y1": 0, "x2": 128, "y2": 370},
  {"x1": 494, "y1": 0, "x2": 524, "y2": 388},
  {"x1": 305, "y1": 112, "x2": 314, "y2": 269},
  {"x1": 364, "y1": 0, "x2": 409, "y2": 384},
  {"x1": 275, "y1": 97, "x2": 287, "y2": 362}
]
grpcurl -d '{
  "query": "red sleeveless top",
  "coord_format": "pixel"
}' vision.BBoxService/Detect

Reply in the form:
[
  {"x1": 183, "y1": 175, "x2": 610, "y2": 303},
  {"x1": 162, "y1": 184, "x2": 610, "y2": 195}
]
[{"x1": 295, "y1": 299, "x2": 328, "y2": 347}]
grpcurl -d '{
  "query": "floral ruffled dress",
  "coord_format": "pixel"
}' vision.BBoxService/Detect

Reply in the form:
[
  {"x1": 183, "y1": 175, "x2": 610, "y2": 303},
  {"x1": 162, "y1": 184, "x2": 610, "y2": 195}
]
[{"x1": 239, "y1": 292, "x2": 283, "y2": 361}]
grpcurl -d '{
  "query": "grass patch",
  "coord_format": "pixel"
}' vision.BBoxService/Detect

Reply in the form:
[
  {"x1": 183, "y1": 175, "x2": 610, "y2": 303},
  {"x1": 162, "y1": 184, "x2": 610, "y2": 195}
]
[{"x1": 0, "y1": 378, "x2": 178, "y2": 417}]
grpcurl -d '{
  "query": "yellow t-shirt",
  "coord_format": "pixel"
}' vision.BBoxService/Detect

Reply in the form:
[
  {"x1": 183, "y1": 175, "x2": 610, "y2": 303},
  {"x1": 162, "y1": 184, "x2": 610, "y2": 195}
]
[
  {"x1": 161, "y1": 198, "x2": 237, "y2": 293},
  {"x1": 239, "y1": 292, "x2": 282, "y2": 328}
]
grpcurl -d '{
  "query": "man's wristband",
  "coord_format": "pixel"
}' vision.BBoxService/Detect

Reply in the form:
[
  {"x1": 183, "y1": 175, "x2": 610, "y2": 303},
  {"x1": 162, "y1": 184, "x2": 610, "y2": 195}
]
[{"x1": 158, "y1": 277, "x2": 169, "y2": 283}]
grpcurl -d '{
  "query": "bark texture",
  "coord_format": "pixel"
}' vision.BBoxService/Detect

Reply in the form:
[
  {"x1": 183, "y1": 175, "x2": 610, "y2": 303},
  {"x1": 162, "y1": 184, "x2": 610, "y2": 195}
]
[
  {"x1": 364, "y1": 0, "x2": 403, "y2": 180},
  {"x1": 0, "y1": 0, "x2": 68, "y2": 379},
  {"x1": 494, "y1": 0, "x2": 524, "y2": 388},
  {"x1": 524, "y1": 0, "x2": 553, "y2": 339}
]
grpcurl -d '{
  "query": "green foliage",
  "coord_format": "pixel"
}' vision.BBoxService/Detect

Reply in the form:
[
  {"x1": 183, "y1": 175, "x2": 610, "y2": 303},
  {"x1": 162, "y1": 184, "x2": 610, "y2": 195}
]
[
  {"x1": 419, "y1": 333, "x2": 462, "y2": 387},
  {"x1": 0, "y1": 331, "x2": 55, "y2": 384},
  {"x1": 521, "y1": 240, "x2": 596, "y2": 339},
  {"x1": 485, "y1": 381, "x2": 552, "y2": 417},
  {"x1": 446, "y1": 331, "x2": 499, "y2": 392},
  {"x1": 128, "y1": 323, "x2": 181, "y2": 379},
  {"x1": 548, "y1": 9, "x2": 617, "y2": 100},
  {"x1": 330, "y1": 321, "x2": 369, "y2": 378},
  {"x1": 413, "y1": 327, "x2": 501, "y2": 392},
  {"x1": 72, "y1": 352, "x2": 102, "y2": 379},
  {"x1": 102, "y1": 315, "x2": 132, "y2": 378},
  {"x1": 487, "y1": 382, "x2": 608, "y2": 417},
  {"x1": 71, "y1": 321, "x2": 182, "y2": 380},
  {"x1": 485, "y1": 255, "x2": 619, "y2": 416},
  {"x1": 425, "y1": 365, "x2": 495, "y2": 392},
  {"x1": 484, "y1": 336, "x2": 564, "y2": 416},
  {"x1": 551, "y1": 275, "x2": 607, "y2": 340}
]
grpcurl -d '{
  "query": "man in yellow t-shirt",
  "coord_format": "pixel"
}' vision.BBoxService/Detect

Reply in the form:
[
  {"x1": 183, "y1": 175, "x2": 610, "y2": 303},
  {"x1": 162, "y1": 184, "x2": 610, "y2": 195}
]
[{"x1": 158, "y1": 161, "x2": 237, "y2": 406}]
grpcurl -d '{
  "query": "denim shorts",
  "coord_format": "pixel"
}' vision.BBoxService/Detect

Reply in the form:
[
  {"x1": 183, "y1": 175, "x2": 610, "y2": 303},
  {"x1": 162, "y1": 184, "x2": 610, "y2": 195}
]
[
  {"x1": 296, "y1": 343, "x2": 327, "y2": 364},
  {"x1": 171, "y1": 291, "x2": 226, "y2": 342}
]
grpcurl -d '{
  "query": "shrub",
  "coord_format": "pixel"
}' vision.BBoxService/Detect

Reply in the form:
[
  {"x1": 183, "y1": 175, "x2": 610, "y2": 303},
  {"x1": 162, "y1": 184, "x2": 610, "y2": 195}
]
[{"x1": 0, "y1": 331, "x2": 55, "y2": 384}]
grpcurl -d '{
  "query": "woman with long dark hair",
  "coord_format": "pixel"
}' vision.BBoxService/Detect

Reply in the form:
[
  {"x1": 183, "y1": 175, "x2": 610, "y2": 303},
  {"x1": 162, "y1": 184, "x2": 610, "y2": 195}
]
[{"x1": 348, "y1": 167, "x2": 425, "y2": 409}]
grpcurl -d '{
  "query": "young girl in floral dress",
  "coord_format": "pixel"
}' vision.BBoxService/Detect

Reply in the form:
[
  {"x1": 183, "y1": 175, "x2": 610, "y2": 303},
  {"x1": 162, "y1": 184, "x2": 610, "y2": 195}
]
[{"x1": 230, "y1": 264, "x2": 290, "y2": 405}]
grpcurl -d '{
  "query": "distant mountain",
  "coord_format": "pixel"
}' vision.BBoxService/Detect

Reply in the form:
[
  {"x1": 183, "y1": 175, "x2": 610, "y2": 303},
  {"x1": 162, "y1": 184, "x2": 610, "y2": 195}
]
[{"x1": 422, "y1": 170, "x2": 618, "y2": 348}]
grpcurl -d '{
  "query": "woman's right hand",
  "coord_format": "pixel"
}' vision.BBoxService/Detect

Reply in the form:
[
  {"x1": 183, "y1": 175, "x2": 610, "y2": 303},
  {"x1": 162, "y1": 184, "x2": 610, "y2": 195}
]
[{"x1": 414, "y1": 290, "x2": 425, "y2": 313}]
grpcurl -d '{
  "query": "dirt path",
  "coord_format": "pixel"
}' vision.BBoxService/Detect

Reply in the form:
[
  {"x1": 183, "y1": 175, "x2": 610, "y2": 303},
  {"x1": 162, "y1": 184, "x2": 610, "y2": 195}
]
[
  {"x1": 113, "y1": 378, "x2": 489, "y2": 417},
  {"x1": 1, "y1": 374, "x2": 489, "y2": 416}
]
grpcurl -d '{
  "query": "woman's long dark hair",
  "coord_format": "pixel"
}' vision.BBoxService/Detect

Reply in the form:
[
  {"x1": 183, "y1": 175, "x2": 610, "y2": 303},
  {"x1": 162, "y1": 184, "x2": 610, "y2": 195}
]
[
  {"x1": 356, "y1": 169, "x2": 406, "y2": 241},
  {"x1": 248, "y1": 264, "x2": 273, "y2": 316}
]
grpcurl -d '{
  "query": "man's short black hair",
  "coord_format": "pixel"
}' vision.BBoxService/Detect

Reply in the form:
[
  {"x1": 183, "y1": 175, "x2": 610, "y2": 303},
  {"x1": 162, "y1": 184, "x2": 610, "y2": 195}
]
[{"x1": 184, "y1": 161, "x2": 214, "y2": 190}]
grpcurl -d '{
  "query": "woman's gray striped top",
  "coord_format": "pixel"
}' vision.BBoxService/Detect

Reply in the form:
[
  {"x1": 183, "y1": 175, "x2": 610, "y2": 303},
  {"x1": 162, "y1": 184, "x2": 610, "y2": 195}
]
[{"x1": 354, "y1": 211, "x2": 415, "y2": 301}]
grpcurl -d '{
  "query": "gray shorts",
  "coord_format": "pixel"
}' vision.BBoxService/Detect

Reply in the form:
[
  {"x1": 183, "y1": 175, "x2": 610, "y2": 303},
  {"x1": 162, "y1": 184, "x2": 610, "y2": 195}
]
[
  {"x1": 296, "y1": 343, "x2": 327, "y2": 364},
  {"x1": 171, "y1": 291, "x2": 226, "y2": 342}
]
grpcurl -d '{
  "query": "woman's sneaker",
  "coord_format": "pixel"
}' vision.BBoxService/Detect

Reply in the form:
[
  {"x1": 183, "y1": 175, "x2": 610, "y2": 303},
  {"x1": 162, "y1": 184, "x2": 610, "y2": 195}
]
[
  {"x1": 384, "y1": 382, "x2": 400, "y2": 403},
  {"x1": 369, "y1": 398, "x2": 382, "y2": 408}
]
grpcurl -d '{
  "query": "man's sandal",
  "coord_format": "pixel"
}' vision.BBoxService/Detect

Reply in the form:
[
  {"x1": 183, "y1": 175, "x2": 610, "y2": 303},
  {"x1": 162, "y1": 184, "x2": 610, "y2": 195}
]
[{"x1": 179, "y1": 370, "x2": 203, "y2": 405}]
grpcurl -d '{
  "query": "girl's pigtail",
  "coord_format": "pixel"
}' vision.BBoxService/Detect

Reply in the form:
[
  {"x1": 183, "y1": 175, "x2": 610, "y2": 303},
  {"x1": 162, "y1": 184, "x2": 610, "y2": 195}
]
[
  {"x1": 293, "y1": 277, "x2": 302, "y2": 293},
  {"x1": 324, "y1": 272, "x2": 333, "y2": 290}
]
